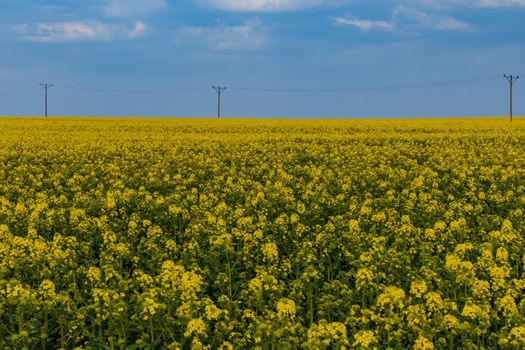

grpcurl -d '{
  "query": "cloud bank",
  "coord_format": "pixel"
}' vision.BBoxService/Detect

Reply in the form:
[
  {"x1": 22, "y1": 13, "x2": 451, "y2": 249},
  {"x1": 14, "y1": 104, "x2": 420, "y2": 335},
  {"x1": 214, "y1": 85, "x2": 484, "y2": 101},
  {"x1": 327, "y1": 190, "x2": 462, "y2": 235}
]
[
  {"x1": 333, "y1": 17, "x2": 394, "y2": 31},
  {"x1": 178, "y1": 20, "x2": 267, "y2": 50},
  {"x1": 203, "y1": 0, "x2": 342, "y2": 12},
  {"x1": 335, "y1": 5, "x2": 470, "y2": 32},
  {"x1": 11, "y1": 21, "x2": 148, "y2": 42}
]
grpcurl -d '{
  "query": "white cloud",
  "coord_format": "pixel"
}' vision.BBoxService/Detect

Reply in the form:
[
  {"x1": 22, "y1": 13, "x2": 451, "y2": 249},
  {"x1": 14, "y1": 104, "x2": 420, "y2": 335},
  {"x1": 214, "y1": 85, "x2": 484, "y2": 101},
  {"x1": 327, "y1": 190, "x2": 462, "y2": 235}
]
[
  {"x1": 393, "y1": 6, "x2": 428, "y2": 25},
  {"x1": 334, "y1": 7, "x2": 469, "y2": 33},
  {"x1": 411, "y1": 0, "x2": 525, "y2": 8},
  {"x1": 102, "y1": 0, "x2": 168, "y2": 17},
  {"x1": 475, "y1": 0, "x2": 525, "y2": 6},
  {"x1": 334, "y1": 17, "x2": 394, "y2": 31},
  {"x1": 11, "y1": 21, "x2": 148, "y2": 42},
  {"x1": 179, "y1": 20, "x2": 267, "y2": 50},
  {"x1": 203, "y1": 0, "x2": 342, "y2": 12},
  {"x1": 129, "y1": 21, "x2": 147, "y2": 37},
  {"x1": 393, "y1": 6, "x2": 470, "y2": 31}
]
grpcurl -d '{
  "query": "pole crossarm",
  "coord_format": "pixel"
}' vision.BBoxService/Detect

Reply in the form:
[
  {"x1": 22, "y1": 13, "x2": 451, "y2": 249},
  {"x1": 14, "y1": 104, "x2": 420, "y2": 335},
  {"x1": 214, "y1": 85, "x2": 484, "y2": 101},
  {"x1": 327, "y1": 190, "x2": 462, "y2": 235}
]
[{"x1": 504, "y1": 74, "x2": 519, "y2": 84}]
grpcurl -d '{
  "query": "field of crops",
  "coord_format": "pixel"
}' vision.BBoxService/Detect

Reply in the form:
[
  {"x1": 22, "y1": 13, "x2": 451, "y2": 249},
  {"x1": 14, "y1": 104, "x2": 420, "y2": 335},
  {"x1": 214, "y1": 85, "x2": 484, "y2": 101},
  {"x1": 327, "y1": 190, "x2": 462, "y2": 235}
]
[{"x1": 1, "y1": 117, "x2": 525, "y2": 349}]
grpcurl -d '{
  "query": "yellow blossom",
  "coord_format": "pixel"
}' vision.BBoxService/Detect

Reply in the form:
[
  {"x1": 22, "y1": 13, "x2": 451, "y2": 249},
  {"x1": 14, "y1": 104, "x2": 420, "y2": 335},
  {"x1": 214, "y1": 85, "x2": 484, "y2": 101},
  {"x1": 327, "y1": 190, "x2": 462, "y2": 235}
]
[
  {"x1": 184, "y1": 318, "x2": 207, "y2": 338},
  {"x1": 353, "y1": 330, "x2": 377, "y2": 348},
  {"x1": 413, "y1": 335, "x2": 434, "y2": 350},
  {"x1": 410, "y1": 280, "x2": 428, "y2": 298},
  {"x1": 355, "y1": 268, "x2": 374, "y2": 291},
  {"x1": 261, "y1": 242, "x2": 279, "y2": 262},
  {"x1": 377, "y1": 286, "x2": 405, "y2": 311},
  {"x1": 276, "y1": 298, "x2": 296, "y2": 318}
]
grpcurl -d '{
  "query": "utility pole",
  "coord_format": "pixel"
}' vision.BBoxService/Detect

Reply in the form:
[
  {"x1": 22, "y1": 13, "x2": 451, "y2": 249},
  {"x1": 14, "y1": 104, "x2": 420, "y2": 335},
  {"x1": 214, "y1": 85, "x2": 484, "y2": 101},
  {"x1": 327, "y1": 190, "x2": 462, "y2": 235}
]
[
  {"x1": 212, "y1": 86, "x2": 227, "y2": 118},
  {"x1": 504, "y1": 75, "x2": 519, "y2": 122},
  {"x1": 39, "y1": 83, "x2": 54, "y2": 118}
]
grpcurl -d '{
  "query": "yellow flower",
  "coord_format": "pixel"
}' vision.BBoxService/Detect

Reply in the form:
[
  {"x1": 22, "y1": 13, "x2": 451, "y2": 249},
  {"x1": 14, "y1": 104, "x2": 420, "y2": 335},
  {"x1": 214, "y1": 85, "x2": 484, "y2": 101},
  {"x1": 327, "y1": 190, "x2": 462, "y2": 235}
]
[
  {"x1": 413, "y1": 335, "x2": 434, "y2": 350},
  {"x1": 471, "y1": 279, "x2": 490, "y2": 300},
  {"x1": 349, "y1": 219, "x2": 360, "y2": 232},
  {"x1": 39, "y1": 279, "x2": 56, "y2": 299},
  {"x1": 355, "y1": 268, "x2": 374, "y2": 290},
  {"x1": 5, "y1": 280, "x2": 33, "y2": 305},
  {"x1": 454, "y1": 243, "x2": 473, "y2": 256},
  {"x1": 359, "y1": 253, "x2": 372, "y2": 264},
  {"x1": 92, "y1": 288, "x2": 111, "y2": 305},
  {"x1": 166, "y1": 239, "x2": 177, "y2": 252},
  {"x1": 169, "y1": 204, "x2": 182, "y2": 215},
  {"x1": 377, "y1": 286, "x2": 405, "y2": 310},
  {"x1": 158, "y1": 260, "x2": 203, "y2": 301},
  {"x1": 184, "y1": 318, "x2": 207, "y2": 338},
  {"x1": 489, "y1": 266, "x2": 509, "y2": 291},
  {"x1": 106, "y1": 192, "x2": 116, "y2": 210},
  {"x1": 248, "y1": 277, "x2": 263, "y2": 293},
  {"x1": 423, "y1": 228, "x2": 436, "y2": 240},
  {"x1": 425, "y1": 292, "x2": 444, "y2": 314},
  {"x1": 261, "y1": 242, "x2": 279, "y2": 262},
  {"x1": 190, "y1": 338, "x2": 210, "y2": 350},
  {"x1": 441, "y1": 314, "x2": 460, "y2": 330},
  {"x1": 461, "y1": 301, "x2": 489, "y2": 324},
  {"x1": 496, "y1": 295, "x2": 518, "y2": 320},
  {"x1": 353, "y1": 330, "x2": 377, "y2": 348},
  {"x1": 496, "y1": 247, "x2": 509, "y2": 263},
  {"x1": 410, "y1": 280, "x2": 428, "y2": 298},
  {"x1": 444, "y1": 254, "x2": 461, "y2": 273},
  {"x1": 506, "y1": 326, "x2": 525, "y2": 346},
  {"x1": 276, "y1": 298, "x2": 296, "y2": 319},
  {"x1": 218, "y1": 341, "x2": 234, "y2": 350},
  {"x1": 242, "y1": 309, "x2": 256, "y2": 320},
  {"x1": 141, "y1": 296, "x2": 160, "y2": 320},
  {"x1": 305, "y1": 321, "x2": 349, "y2": 348},
  {"x1": 204, "y1": 303, "x2": 222, "y2": 320},
  {"x1": 407, "y1": 305, "x2": 427, "y2": 330},
  {"x1": 146, "y1": 225, "x2": 163, "y2": 238},
  {"x1": 433, "y1": 221, "x2": 446, "y2": 231}
]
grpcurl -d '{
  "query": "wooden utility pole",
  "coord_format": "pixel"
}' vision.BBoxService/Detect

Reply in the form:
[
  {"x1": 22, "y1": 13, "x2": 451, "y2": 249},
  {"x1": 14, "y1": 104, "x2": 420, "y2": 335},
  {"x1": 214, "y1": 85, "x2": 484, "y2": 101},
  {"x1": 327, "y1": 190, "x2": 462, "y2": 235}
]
[
  {"x1": 40, "y1": 83, "x2": 54, "y2": 118},
  {"x1": 504, "y1": 75, "x2": 519, "y2": 122},
  {"x1": 212, "y1": 86, "x2": 226, "y2": 118}
]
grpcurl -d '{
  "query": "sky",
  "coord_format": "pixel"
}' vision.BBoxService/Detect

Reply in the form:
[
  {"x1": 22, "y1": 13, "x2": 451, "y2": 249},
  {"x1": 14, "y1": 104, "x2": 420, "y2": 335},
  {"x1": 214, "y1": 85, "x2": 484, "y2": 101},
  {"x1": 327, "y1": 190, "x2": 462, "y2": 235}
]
[{"x1": 0, "y1": 0, "x2": 524, "y2": 118}]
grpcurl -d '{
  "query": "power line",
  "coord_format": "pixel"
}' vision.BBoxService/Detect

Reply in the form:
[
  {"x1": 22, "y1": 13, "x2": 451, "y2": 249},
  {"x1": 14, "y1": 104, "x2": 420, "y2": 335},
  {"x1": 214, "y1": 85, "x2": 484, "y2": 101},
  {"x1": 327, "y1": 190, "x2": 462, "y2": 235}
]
[
  {"x1": 53, "y1": 84, "x2": 207, "y2": 94},
  {"x1": 226, "y1": 76, "x2": 499, "y2": 93},
  {"x1": 504, "y1": 74, "x2": 519, "y2": 122},
  {"x1": 25, "y1": 74, "x2": 514, "y2": 118},
  {"x1": 47, "y1": 76, "x2": 500, "y2": 95}
]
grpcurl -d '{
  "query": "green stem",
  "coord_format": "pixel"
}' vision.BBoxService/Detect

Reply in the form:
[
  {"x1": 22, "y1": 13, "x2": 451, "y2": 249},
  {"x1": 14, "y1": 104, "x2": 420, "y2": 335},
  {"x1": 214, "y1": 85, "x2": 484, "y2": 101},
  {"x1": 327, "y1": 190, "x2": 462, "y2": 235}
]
[
  {"x1": 42, "y1": 313, "x2": 48, "y2": 350},
  {"x1": 121, "y1": 320, "x2": 127, "y2": 347},
  {"x1": 150, "y1": 317, "x2": 155, "y2": 345},
  {"x1": 60, "y1": 322, "x2": 66, "y2": 350},
  {"x1": 308, "y1": 286, "x2": 314, "y2": 325},
  {"x1": 227, "y1": 256, "x2": 233, "y2": 298}
]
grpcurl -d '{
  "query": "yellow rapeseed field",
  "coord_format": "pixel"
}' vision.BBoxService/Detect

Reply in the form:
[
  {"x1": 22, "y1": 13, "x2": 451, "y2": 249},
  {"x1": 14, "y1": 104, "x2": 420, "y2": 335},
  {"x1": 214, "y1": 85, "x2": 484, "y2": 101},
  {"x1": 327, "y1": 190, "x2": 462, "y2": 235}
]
[{"x1": 1, "y1": 117, "x2": 525, "y2": 349}]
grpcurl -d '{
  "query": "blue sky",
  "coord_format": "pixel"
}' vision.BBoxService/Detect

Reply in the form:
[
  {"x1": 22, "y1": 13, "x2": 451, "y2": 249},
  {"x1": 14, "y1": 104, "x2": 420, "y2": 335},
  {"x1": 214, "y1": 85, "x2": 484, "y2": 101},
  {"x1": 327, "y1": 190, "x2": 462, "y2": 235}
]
[{"x1": 0, "y1": 0, "x2": 524, "y2": 118}]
